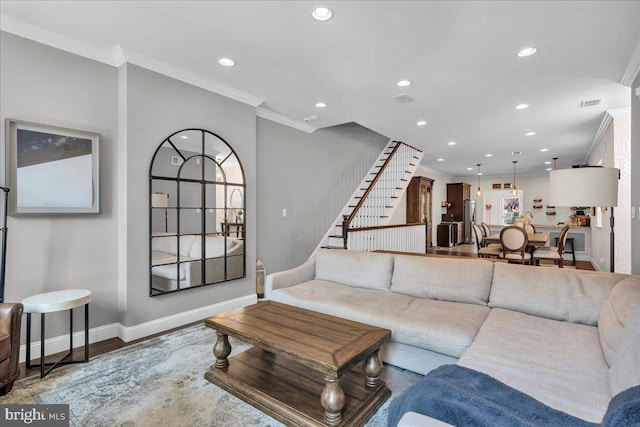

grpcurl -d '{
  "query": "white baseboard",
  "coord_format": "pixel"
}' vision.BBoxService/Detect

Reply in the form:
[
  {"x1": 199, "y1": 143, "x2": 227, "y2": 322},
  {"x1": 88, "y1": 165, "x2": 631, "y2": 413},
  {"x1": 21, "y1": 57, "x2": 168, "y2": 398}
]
[{"x1": 19, "y1": 294, "x2": 257, "y2": 363}]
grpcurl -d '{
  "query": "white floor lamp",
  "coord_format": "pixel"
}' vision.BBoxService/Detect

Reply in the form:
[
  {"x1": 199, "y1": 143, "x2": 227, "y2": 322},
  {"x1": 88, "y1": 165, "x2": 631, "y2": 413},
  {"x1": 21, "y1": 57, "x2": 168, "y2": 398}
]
[{"x1": 549, "y1": 167, "x2": 619, "y2": 272}]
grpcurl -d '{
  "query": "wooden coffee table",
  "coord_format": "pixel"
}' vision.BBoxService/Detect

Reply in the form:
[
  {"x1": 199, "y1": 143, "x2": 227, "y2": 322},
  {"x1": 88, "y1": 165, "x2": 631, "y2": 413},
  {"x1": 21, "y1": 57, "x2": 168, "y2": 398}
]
[{"x1": 204, "y1": 301, "x2": 391, "y2": 426}]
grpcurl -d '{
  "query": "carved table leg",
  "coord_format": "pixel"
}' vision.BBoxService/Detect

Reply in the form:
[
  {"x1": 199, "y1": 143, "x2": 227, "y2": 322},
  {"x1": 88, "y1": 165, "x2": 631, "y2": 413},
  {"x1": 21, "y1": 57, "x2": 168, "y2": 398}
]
[
  {"x1": 321, "y1": 374, "x2": 345, "y2": 426},
  {"x1": 213, "y1": 332, "x2": 231, "y2": 369},
  {"x1": 363, "y1": 350, "x2": 383, "y2": 388}
]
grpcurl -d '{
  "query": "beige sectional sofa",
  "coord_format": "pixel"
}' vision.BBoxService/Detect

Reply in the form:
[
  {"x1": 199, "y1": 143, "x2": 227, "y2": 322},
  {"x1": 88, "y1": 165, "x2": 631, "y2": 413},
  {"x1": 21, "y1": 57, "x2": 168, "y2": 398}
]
[{"x1": 265, "y1": 249, "x2": 640, "y2": 425}]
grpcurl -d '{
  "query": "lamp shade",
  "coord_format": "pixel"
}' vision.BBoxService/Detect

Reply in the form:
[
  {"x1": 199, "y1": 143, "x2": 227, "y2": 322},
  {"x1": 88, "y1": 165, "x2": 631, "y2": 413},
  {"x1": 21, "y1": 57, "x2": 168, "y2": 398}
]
[
  {"x1": 548, "y1": 167, "x2": 618, "y2": 207},
  {"x1": 151, "y1": 193, "x2": 169, "y2": 208}
]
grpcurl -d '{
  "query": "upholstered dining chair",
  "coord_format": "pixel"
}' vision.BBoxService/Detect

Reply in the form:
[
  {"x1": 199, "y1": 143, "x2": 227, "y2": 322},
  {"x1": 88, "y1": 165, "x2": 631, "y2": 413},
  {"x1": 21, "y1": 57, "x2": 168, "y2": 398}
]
[
  {"x1": 524, "y1": 223, "x2": 536, "y2": 233},
  {"x1": 500, "y1": 225, "x2": 532, "y2": 265},
  {"x1": 472, "y1": 223, "x2": 501, "y2": 258},
  {"x1": 480, "y1": 222, "x2": 491, "y2": 244},
  {"x1": 533, "y1": 224, "x2": 570, "y2": 268}
]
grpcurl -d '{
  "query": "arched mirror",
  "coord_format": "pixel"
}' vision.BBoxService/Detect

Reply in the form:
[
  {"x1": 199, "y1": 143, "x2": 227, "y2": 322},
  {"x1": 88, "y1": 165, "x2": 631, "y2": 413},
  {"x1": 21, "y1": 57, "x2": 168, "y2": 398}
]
[{"x1": 149, "y1": 128, "x2": 246, "y2": 296}]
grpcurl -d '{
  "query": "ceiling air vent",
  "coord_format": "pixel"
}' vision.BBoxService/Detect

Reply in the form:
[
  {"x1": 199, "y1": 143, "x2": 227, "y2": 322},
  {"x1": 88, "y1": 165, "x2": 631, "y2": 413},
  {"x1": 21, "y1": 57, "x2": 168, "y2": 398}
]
[
  {"x1": 580, "y1": 99, "x2": 601, "y2": 108},
  {"x1": 512, "y1": 151, "x2": 522, "y2": 155},
  {"x1": 392, "y1": 93, "x2": 416, "y2": 104}
]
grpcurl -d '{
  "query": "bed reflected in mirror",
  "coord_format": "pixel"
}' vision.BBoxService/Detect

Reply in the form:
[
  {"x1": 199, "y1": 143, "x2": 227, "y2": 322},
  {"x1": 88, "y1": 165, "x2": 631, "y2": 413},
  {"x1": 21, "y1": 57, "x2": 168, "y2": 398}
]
[{"x1": 149, "y1": 128, "x2": 246, "y2": 296}]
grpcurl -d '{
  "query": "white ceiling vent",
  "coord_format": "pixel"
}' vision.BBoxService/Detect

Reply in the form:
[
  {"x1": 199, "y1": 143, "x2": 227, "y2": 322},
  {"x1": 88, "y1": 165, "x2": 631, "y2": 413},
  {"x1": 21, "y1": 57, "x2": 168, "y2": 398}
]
[
  {"x1": 392, "y1": 93, "x2": 416, "y2": 104},
  {"x1": 512, "y1": 151, "x2": 522, "y2": 155},
  {"x1": 580, "y1": 99, "x2": 601, "y2": 108}
]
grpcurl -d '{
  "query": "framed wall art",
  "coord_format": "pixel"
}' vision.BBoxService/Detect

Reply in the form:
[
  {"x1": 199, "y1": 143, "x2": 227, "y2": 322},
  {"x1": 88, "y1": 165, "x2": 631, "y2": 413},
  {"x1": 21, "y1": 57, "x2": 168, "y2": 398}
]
[
  {"x1": 5, "y1": 119, "x2": 100, "y2": 214},
  {"x1": 492, "y1": 183, "x2": 501, "y2": 189}
]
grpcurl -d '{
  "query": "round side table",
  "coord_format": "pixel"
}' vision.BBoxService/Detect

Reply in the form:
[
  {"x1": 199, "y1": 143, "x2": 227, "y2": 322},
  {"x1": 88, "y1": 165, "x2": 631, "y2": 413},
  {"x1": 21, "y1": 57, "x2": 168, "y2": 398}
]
[{"x1": 22, "y1": 289, "x2": 91, "y2": 378}]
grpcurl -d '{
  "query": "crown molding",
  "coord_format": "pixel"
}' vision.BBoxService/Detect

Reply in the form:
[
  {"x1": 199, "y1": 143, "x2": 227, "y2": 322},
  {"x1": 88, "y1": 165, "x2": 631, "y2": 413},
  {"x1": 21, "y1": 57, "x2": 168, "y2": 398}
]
[
  {"x1": 116, "y1": 46, "x2": 263, "y2": 107},
  {"x1": 1, "y1": 14, "x2": 116, "y2": 65},
  {"x1": 620, "y1": 37, "x2": 640, "y2": 86},
  {"x1": 1, "y1": 15, "x2": 263, "y2": 107},
  {"x1": 584, "y1": 113, "x2": 613, "y2": 163},
  {"x1": 256, "y1": 107, "x2": 316, "y2": 133},
  {"x1": 583, "y1": 108, "x2": 630, "y2": 163}
]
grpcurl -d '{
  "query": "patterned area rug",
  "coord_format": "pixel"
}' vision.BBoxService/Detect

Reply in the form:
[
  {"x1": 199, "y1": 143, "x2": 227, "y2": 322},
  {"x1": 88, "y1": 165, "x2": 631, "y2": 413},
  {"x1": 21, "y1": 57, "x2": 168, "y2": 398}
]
[{"x1": 0, "y1": 324, "x2": 423, "y2": 426}]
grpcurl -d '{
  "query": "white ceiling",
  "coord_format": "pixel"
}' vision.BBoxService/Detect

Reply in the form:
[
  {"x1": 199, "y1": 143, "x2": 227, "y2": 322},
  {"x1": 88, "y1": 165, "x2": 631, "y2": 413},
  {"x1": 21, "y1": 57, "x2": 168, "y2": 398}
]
[{"x1": 1, "y1": 1, "x2": 639, "y2": 177}]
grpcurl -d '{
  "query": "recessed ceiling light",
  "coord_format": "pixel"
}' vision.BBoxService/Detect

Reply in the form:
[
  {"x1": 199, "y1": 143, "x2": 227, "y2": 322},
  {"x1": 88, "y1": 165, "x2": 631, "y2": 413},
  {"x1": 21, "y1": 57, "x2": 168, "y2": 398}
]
[
  {"x1": 540, "y1": 148, "x2": 549, "y2": 152},
  {"x1": 467, "y1": 167, "x2": 473, "y2": 170},
  {"x1": 544, "y1": 161, "x2": 552, "y2": 165},
  {"x1": 180, "y1": 136, "x2": 188, "y2": 139},
  {"x1": 517, "y1": 47, "x2": 538, "y2": 57},
  {"x1": 447, "y1": 141, "x2": 456, "y2": 146},
  {"x1": 311, "y1": 6, "x2": 333, "y2": 21},
  {"x1": 315, "y1": 102, "x2": 327, "y2": 108},
  {"x1": 525, "y1": 132, "x2": 536, "y2": 136},
  {"x1": 485, "y1": 154, "x2": 493, "y2": 157},
  {"x1": 477, "y1": 172, "x2": 483, "y2": 176},
  {"x1": 218, "y1": 57, "x2": 235, "y2": 67},
  {"x1": 515, "y1": 104, "x2": 529, "y2": 110},
  {"x1": 437, "y1": 158, "x2": 444, "y2": 162},
  {"x1": 546, "y1": 168, "x2": 553, "y2": 171},
  {"x1": 397, "y1": 80, "x2": 412, "y2": 87},
  {"x1": 416, "y1": 120, "x2": 427, "y2": 126}
]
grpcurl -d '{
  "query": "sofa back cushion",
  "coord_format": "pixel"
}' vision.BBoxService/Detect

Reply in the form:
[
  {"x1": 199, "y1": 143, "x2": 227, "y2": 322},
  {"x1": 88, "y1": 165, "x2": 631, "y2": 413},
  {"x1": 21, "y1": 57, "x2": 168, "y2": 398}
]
[
  {"x1": 152, "y1": 234, "x2": 198, "y2": 258},
  {"x1": 188, "y1": 236, "x2": 240, "y2": 259},
  {"x1": 489, "y1": 263, "x2": 626, "y2": 325},
  {"x1": 608, "y1": 313, "x2": 640, "y2": 397},
  {"x1": 390, "y1": 255, "x2": 494, "y2": 306},
  {"x1": 598, "y1": 276, "x2": 640, "y2": 366},
  {"x1": 315, "y1": 249, "x2": 393, "y2": 290}
]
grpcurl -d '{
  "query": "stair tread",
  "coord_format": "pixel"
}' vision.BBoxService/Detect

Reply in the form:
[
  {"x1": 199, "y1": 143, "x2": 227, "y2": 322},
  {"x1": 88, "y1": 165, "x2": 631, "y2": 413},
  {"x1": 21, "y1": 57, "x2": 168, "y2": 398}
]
[
  {"x1": 321, "y1": 246, "x2": 346, "y2": 250},
  {"x1": 328, "y1": 234, "x2": 342, "y2": 238}
]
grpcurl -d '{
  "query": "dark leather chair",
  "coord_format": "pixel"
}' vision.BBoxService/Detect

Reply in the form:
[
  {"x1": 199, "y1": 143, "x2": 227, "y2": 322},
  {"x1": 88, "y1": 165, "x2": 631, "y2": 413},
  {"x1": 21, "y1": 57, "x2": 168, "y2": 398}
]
[{"x1": 0, "y1": 303, "x2": 23, "y2": 395}]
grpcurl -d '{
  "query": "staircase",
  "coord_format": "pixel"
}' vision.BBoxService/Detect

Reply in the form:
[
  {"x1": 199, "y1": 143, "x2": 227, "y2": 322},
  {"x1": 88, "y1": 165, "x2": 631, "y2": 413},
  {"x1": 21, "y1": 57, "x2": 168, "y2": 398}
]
[{"x1": 319, "y1": 140, "x2": 424, "y2": 252}]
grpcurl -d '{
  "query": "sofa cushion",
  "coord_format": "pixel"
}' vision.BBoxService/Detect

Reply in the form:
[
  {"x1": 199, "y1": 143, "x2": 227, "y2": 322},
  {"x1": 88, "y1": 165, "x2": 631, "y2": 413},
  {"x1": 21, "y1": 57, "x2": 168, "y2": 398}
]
[
  {"x1": 391, "y1": 255, "x2": 493, "y2": 306},
  {"x1": 489, "y1": 263, "x2": 625, "y2": 325},
  {"x1": 459, "y1": 308, "x2": 611, "y2": 423},
  {"x1": 271, "y1": 280, "x2": 489, "y2": 358},
  {"x1": 391, "y1": 298, "x2": 490, "y2": 358},
  {"x1": 608, "y1": 313, "x2": 640, "y2": 397},
  {"x1": 598, "y1": 277, "x2": 640, "y2": 366},
  {"x1": 315, "y1": 249, "x2": 393, "y2": 290}
]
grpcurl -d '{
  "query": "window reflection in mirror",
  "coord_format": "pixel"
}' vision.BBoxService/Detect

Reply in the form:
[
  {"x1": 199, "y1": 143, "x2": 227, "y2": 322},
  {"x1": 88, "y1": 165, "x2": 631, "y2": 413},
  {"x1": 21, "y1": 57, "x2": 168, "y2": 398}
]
[{"x1": 149, "y1": 129, "x2": 246, "y2": 296}]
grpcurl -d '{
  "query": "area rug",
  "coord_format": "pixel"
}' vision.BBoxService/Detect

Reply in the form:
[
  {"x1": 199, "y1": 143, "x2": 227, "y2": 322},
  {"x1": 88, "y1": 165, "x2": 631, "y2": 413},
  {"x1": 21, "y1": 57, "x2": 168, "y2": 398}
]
[{"x1": 0, "y1": 324, "x2": 423, "y2": 426}]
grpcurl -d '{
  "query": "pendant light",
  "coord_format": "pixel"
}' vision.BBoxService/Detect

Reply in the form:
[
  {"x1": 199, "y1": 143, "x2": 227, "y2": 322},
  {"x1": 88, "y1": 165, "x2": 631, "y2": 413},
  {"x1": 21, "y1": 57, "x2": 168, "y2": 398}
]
[
  {"x1": 511, "y1": 160, "x2": 518, "y2": 195},
  {"x1": 552, "y1": 157, "x2": 558, "y2": 170},
  {"x1": 476, "y1": 164, "x2": 482, "y2": 197}
]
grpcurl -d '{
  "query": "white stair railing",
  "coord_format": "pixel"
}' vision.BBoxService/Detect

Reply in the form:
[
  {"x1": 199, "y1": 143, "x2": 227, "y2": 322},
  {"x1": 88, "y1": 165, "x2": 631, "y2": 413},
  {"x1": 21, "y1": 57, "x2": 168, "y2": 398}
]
[{"x1": 315, "y1": 140, "x2": 424, "y2": 253}]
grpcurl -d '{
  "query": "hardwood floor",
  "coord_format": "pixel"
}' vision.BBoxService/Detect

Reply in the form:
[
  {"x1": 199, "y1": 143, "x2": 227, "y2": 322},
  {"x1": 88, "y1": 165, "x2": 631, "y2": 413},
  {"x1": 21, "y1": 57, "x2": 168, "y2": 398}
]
[{"x1": 18, "y1": 320, "x2": 202, "y2": 380}]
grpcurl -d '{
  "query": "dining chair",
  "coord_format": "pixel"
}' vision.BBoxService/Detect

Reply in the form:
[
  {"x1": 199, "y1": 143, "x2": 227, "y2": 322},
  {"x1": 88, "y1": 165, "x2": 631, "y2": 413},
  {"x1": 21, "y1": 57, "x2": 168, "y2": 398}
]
[
  {"x1": 473, "y1": 223, "x2": 501, "y2": 258},
  {"x1": 533, "y1": 225, "x2": 570, "y2": 268},
  {"x1": 480, "y1": 222, "x2": 491, "y2": 242},
  {"x1": 524, "y1": 223, "x2": 536, "y2": 233},
  {"x1": 500, "y1": 226, "x2": 531, "y2": 265}
]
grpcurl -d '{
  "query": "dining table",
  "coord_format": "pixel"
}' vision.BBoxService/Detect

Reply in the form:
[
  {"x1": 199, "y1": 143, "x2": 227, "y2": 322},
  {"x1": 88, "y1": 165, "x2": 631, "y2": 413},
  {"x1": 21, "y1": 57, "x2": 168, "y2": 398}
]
[{"x1": 485, "y1": 231, "x2": 550, "y2": 247}]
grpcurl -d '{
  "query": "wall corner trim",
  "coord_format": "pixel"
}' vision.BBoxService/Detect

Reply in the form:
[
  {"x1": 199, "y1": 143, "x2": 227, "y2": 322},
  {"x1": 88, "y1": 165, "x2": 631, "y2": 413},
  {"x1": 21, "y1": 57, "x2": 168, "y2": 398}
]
[
  {"x1": 256, "y1": 107, "x2": 317, "y2": 133},
  {"x1": 18, "y1": 294, "x2": 258, "y2": 363}
]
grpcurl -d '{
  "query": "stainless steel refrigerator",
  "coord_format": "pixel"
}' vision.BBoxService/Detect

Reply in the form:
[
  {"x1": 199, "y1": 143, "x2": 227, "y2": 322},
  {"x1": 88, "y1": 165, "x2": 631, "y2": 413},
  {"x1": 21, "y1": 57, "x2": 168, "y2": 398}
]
[{"x1": 463, "y1": 199, "x2": 476, "y2": 244}]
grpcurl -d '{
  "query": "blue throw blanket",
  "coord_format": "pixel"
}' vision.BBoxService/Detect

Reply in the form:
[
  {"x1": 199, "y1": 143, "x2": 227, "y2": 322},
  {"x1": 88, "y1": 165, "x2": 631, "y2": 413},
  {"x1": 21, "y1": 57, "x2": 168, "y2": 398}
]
[{"x1": 388, "y1": 365, "x2": 600, "y2": 427}]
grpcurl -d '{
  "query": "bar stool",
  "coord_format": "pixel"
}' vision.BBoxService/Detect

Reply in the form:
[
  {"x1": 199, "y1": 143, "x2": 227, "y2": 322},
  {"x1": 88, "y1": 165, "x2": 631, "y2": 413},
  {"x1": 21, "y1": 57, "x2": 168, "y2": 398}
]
[{"x1": 555, "y1": 236, "x2": 575, "y2": 265}]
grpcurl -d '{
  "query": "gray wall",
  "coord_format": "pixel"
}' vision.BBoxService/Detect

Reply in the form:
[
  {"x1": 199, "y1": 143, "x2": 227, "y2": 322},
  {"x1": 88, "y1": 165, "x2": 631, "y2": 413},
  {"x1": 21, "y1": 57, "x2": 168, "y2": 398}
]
[
  {"x1": 256, "y1": 119, "x2": 388, "y2": 274},
  {"x1": 632, "y1": 70, "x2": 640, "y2": 274},
  {"x1": 123, "y1": 64, "x2": 256, "y2": 326},
  {"x1": 0, "y1": 32, "x2": 119, "y2": 339}
]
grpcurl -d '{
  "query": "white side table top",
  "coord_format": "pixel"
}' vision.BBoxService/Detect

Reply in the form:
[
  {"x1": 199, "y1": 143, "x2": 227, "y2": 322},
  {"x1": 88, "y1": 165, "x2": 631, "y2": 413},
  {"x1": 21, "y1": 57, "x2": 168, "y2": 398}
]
[{"x1": 22, "y1": 289, "x2": 92, "y2": 314}]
